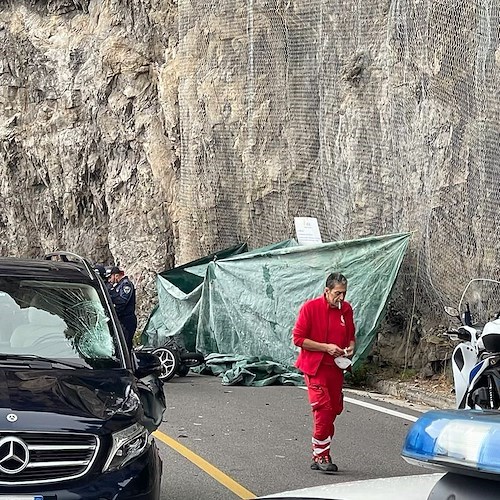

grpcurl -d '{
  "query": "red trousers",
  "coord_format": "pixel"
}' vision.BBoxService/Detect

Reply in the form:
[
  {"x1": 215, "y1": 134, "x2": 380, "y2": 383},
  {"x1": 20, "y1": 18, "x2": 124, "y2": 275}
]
[{"x1": 304, "y1": 363, "x2": 344, "y2": 458}]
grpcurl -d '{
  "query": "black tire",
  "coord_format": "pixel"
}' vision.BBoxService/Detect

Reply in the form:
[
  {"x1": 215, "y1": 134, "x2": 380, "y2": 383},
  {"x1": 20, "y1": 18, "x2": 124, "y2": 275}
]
[
  {"x1": 177, "y1": 364, "x2": 190, "y2": 377},
  {"x1": 153, "y1": 347, "x2": 180, "y2": 382},
  {"x1": 179, "y1": 351, "x2": 205, "y2": 367}
]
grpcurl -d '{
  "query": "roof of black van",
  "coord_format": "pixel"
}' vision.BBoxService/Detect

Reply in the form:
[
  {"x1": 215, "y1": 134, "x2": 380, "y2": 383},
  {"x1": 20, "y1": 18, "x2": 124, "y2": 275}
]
[{"x1": 0, "y1": 257, "x2": 95, "y2": 282}]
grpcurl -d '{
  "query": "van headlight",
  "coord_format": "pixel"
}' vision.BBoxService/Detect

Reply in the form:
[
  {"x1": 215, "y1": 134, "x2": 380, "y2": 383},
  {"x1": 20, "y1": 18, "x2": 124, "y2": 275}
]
[
  {"x1": 118, "y1": 386, "x2": 141, "y2": 415},
  {"x1": 103, "y1": 423, "x2": 149, "y2": 472}
]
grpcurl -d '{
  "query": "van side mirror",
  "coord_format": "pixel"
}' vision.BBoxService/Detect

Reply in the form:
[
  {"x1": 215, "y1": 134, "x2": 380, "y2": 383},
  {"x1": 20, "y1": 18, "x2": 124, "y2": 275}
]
[{"x1": 135, "y1": 351, "x2": 162, "y2": 379}]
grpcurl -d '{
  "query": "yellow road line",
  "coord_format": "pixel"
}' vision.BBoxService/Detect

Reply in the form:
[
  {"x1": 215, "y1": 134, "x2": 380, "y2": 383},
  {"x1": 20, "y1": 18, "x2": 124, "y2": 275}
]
[{"x1": 153, "y1": 430, "x2": 257, "y2": 499}]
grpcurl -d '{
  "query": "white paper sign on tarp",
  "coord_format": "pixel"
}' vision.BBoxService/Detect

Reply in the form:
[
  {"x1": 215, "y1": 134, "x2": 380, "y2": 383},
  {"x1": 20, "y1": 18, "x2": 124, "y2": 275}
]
[{"x1": 294, "y1": 217, "x2": 322, "y2": 245}]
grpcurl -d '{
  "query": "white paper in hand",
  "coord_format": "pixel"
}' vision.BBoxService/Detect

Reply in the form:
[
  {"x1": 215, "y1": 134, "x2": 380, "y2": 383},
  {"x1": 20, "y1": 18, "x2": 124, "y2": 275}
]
[{"x1": 334, "y1": 356, "x2": 352, "y2": 370}]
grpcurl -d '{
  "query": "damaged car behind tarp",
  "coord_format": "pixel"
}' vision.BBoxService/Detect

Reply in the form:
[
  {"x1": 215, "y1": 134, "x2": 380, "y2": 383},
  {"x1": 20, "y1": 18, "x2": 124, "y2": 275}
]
[
  {"x1": 0, "y1": 252, "x2": 165, "y2": 500},
  {"x1": 143, "y1": 233, "x2": 411, "y2": 385}
]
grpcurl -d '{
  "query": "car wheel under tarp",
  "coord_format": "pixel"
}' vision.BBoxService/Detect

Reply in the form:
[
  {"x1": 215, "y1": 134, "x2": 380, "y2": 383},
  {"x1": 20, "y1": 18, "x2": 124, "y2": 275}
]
[
  {"x1": 153, "y1": 347, "x2": 179, "y2": 381},
  {"x1": 177, "y1": 364, "x2": 190, "y2": 377},
  {"x1": 179, "y1": 352, "x2": 204, "y2": 367}
]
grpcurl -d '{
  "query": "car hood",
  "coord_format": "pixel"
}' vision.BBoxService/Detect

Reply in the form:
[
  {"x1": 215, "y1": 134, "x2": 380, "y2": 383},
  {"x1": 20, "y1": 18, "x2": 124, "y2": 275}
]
[
  {"x1": 259, "y1": 473, "x2": 445, "y2": 500},
  {"x1": 0, "y1": 367, "x2": 138, "y2": 432}
]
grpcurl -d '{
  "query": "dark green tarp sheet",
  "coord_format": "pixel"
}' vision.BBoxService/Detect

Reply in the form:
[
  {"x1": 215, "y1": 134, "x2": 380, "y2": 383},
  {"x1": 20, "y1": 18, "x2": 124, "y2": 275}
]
[
  {"x1": 143, "y1": 233, "x2": 410, "y2": 385},
  {"x1": 196, "y1": 353, "x2": 305, "y2": 387},
  {"x1": 158, "y1": 242, "x2": 249, "y2": 294}
]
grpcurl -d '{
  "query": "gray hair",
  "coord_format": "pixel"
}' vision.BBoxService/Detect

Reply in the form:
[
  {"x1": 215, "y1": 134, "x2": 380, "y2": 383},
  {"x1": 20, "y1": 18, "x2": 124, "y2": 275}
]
[{"x1": 326, "y1": 272, "x2": 347, "y2": 289}]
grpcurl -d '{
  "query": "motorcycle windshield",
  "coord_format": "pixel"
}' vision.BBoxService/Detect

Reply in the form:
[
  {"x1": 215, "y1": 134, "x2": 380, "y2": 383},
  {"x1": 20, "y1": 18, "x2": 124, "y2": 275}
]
[{"x1": 459, "y1": 279, "x2": 500, "y2": 327}]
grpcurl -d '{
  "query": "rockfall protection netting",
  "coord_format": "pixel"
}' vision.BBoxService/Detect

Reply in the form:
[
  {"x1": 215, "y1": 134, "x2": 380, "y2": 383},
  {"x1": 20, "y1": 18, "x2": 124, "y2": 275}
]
[{"x1": 177, "y1": 0, "x2": 500, "y2": 364}]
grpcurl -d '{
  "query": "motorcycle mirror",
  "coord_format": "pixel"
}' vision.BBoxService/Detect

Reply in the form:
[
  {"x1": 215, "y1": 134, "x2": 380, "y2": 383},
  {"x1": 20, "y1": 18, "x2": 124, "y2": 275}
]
[
  {"x1": 457, "y1": 326, "x2": 472, "y2": 341},
  {"x1": 445, "y1": 306, "x2": 460, "y2": 317}
]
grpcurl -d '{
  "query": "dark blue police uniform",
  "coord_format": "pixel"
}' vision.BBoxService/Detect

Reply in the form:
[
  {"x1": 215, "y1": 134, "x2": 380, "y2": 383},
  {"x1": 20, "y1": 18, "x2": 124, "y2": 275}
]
[{"x1": 109, "y1": 276, "x2": 137, "y2": 351}]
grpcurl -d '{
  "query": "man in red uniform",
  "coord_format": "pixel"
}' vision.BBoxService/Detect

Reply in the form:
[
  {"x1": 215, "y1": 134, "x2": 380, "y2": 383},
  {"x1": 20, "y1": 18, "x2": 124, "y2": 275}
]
[{"x1": 293, "y1": 272, "x2": 356, "y2": 473}]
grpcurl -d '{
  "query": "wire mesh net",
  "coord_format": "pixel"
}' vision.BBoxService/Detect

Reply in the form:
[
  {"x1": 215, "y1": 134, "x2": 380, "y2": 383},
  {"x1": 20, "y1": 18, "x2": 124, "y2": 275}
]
[{"x1": 176, "y1": 0, "x2": 500, "y2": 350}]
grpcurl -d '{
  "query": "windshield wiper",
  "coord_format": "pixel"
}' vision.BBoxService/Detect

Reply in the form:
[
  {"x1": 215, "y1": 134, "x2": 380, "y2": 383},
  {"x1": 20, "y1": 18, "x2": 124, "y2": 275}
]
[{"x1": 0, "y1": 354, "x2": 87, "y2": 369}]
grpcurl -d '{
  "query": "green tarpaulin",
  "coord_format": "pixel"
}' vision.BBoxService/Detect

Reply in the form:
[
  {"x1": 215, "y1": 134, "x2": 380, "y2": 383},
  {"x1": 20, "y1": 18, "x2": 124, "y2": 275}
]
[
  {"x1": 143, "y1": 233, "x2": 410, "y2": 380},
  {"x1": 158, "y1": 242, "x2": 249, "y2": 294},
  {"x1": 142, "y1": 240, "x2": 298, "y2": 352},
  {"x1": 196, "y1": 353, "x2": 305, "y2": 386}
]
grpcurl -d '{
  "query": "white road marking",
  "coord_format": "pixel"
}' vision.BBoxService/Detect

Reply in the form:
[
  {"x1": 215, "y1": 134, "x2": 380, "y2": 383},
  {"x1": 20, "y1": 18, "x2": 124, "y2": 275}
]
[
  {"x1": 343, "y1": 396, "x2": 418, "y2": 422},
  {"x1": 299, "y1": 386, "x2": 419, "y2": 422}
]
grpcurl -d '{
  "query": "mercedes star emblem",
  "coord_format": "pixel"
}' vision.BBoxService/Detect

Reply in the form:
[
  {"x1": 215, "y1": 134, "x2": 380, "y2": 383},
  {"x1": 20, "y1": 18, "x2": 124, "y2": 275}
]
[
  {"x1": 6, "y1": 414, "x2": 17, "y2": 423},
  {"x1": 0, "y1": 436, "x2": 30, "y2": 474}
]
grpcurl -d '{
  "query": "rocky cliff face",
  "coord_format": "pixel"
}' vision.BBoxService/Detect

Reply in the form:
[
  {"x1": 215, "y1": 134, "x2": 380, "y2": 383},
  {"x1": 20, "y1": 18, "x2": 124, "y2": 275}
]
[
  {"x1": 1, "y1": 0, "x2": 499, "y2": 371},
  {"x1": 1, "y1": 0, "x2": 180, "y2": 312}
]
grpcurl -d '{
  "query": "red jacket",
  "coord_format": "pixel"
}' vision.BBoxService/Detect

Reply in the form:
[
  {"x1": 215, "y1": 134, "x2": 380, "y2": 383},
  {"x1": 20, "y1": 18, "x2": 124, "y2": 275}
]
[{"x1": 293, "y1": 295, "x2": 355, "y2": 376}]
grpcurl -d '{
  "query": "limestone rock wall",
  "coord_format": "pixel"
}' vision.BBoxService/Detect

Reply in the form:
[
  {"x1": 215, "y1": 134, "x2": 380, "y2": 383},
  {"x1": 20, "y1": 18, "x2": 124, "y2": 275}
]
[
  {"x1": 0, "y1": 0, "x2": 180, "y2": 316},
  {"x1": 1, "y1": 0, "x2": 499, "y2": 370}
]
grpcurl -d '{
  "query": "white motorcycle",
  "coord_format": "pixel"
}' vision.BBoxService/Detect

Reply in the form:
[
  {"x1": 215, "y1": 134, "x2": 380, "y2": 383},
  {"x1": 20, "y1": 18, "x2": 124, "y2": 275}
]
[{"x1": 444, "y1": 278, "x2": 500, "y2": 410}]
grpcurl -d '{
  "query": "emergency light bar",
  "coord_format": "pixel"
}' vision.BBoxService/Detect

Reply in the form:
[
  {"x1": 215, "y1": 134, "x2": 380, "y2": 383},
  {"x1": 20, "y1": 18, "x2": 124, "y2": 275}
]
[{"x1": 402, "y1": 409, "x2": 500, "y2": 477}]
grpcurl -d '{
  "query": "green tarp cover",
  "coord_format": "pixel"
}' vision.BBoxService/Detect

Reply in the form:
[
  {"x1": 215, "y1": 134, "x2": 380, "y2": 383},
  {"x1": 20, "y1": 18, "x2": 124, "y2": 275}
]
[
  {"x1": 142, "y1": 239, "x2": 298, "y2": 352},
  {"x1": 158, "y1": 242, "x2": 249, "y2": 294},
  {"x1": 196, "y1": 353, "x2": 304, "y2": 386},
  {"x1": 143, "y1": 233, "x2": 410, "y2": 379}
]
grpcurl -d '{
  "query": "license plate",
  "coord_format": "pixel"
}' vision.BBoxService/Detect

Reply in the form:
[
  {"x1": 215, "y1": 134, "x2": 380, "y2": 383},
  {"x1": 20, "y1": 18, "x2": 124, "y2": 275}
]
[{"x1": 0, "y1": 496, "x2": 43, "y2": 499}]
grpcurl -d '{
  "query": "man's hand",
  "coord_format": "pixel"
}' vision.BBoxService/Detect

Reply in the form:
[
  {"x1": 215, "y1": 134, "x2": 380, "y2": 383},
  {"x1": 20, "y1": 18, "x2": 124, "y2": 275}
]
[
  {"x1": 325, "y1": 343, "x2": 344, "y2": 357},
  {"x1": 344, "y1": 345, "x2": 355, "y2": 358}
]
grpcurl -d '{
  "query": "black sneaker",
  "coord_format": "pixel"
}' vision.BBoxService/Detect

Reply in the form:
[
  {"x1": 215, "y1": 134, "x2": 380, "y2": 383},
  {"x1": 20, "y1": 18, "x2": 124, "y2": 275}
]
[{"x1": 314, "y1": 455, "x2": 338, "y2": 473}]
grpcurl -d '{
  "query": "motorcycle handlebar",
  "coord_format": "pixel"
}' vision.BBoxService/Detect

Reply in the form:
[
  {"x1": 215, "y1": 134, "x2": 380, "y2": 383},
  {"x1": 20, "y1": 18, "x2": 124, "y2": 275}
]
[{"x1": 445, "y1": 328, "x2": 473, "y2": 341}]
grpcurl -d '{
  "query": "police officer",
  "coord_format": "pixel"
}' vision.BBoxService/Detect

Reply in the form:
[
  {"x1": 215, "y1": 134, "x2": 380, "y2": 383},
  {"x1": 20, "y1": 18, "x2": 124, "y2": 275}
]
[
  {"x1": 93, "y1": 263, "x2": 112, "y2": 289},
  {"x1": 108, "y1": 266, "x2": 137, "y2": 352}
]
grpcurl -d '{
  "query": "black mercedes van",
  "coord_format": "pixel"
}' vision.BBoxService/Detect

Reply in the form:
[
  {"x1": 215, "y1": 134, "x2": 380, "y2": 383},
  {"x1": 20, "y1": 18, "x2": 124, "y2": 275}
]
[{"x1": 0, "y1": 252, "x2": 165, "y2": 499}]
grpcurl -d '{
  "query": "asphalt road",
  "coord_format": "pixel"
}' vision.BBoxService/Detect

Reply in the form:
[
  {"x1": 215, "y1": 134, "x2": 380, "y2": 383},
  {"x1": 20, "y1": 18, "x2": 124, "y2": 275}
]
[{"x1": 154, "y1": 373, "x2": 428, "y2": 500}]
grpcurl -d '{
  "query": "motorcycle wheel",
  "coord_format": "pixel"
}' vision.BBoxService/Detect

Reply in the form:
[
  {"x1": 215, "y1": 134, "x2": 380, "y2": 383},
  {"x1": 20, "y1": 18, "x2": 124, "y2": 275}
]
[
  {"x1": 179, "y1": 352, "x2": 205, "y2": 367},
  {"x1": 153, "y1": 347, "x2": 180, "y2": 382},
  {"x1": 177, "y1": 364, "x2": 190, "y2": 377}
]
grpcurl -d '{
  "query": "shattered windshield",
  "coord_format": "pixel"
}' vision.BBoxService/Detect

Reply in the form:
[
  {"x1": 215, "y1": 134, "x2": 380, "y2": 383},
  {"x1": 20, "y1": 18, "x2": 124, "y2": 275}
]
[{"x1": 0, "y1": 278, "x2": 120, "y2": 368}]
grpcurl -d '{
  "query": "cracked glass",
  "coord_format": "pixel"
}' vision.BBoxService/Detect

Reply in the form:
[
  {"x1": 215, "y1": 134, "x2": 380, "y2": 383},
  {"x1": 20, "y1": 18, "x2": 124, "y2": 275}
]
[{"x1": 0, "y1": 278, "x2": 119, "y2": 368}]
